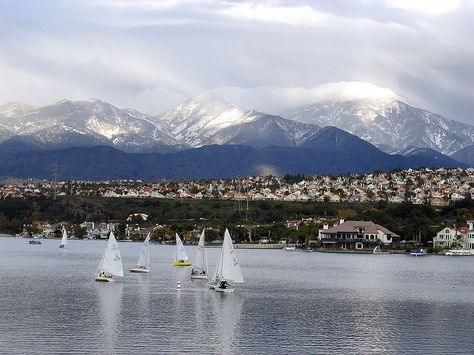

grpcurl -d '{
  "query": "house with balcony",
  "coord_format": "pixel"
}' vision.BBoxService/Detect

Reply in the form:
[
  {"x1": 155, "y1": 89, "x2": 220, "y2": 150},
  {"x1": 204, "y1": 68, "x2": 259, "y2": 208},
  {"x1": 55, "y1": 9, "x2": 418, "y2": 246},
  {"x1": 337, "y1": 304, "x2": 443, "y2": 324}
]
[{"x1": 318, "y1": 220, "x2": 400, "y2": 250}]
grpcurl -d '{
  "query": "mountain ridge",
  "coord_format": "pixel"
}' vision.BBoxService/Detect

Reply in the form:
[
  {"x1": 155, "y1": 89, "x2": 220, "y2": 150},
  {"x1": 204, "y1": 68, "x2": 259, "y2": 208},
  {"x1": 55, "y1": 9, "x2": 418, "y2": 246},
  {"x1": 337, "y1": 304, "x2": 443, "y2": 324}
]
[
  {"x1": 282, "y1": 98, "x2": 474, "y2": 155},
  {"x1": 0, "y1": 130, "x2": 465, "y2": 180},
  {"x1": 0, "y1": 93, "x2": 472, "y2": 177}
]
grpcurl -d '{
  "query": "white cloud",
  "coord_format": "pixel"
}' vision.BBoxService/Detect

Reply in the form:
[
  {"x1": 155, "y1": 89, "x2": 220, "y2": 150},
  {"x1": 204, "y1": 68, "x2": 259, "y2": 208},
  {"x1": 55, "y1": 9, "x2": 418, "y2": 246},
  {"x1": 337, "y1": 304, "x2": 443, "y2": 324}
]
[
  {"x1": 84, "y1": 0, "x2": 212, "y2": 10},
  {"x1": 210, "y1": 82, "x2": 400, "y2": 114},
  {"x1": 0, "y1": 0, "x2": 473, "y2": 123},
  {"x1": 121, "y1": 87, "x2": 188, "y2": 115},
  {"x1": 217, "y1": 3, "x2": 328, "y2": 26},
  {"x1": 385, "y1": 0, "x2": 463, "y2": 16}
]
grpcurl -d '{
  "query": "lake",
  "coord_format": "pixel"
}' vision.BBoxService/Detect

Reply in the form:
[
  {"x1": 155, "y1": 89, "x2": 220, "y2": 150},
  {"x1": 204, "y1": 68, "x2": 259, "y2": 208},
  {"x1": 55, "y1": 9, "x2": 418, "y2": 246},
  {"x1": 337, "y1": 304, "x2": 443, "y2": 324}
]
[{"x1": 1, "y1": 237, "x2": 474, "y2": 354}]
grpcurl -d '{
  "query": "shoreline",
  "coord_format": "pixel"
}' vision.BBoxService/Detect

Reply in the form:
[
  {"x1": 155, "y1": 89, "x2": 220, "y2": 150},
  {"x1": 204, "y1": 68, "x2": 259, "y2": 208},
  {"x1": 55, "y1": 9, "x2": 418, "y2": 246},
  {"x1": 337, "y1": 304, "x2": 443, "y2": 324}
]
[{"x1": 1, "y1": 236, "x2": 445, "y2": 255}]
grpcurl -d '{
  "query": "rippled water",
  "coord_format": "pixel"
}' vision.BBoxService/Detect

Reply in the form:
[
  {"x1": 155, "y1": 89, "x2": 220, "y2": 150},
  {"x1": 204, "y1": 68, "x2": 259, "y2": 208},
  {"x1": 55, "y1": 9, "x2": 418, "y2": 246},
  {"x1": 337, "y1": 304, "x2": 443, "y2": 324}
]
[{"x1": 1, "y1": 238, "x2": 474, "y2": 354}]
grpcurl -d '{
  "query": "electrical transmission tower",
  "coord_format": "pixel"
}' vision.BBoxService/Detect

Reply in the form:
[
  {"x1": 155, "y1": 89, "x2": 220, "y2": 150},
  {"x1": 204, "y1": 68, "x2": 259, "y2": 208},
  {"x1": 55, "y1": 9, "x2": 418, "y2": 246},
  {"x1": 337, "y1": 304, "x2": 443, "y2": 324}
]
[{"x1": 50, "y1": 163, "x2": 60, "y2": 199}]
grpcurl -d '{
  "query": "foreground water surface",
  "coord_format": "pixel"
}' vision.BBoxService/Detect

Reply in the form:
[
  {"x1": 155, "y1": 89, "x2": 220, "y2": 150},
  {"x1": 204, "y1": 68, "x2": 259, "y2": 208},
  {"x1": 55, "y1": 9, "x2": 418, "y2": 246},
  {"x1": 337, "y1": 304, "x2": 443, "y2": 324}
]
[{"x1": 1, "y1": 238, "x2": 474, "y2": 354}]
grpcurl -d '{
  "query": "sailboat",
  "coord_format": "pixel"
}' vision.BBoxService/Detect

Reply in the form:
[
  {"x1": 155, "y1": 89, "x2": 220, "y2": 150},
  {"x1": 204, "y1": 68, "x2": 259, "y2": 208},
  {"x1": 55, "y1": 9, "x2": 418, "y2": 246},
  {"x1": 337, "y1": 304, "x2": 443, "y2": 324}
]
[
  {"x1": 95, "y1": 231, "x2": 124, "y2": 282},
  {"x1": 190, "y1": 229, "x2": 209, "y2": 279},
  {"x1": 59, "y1": 228, "x2": 68, "y2": 248},
  {"x1": 130, "y1": 232, "x2": 151, "y2": 273},
  {"x1": 209, "y1": 235, "x2": 224, "y2": 289},
  {"x1": 173, "y1": 233, "x2": 192, "y2": 266},
  {"x1": 214, "y1": 229, "x2": 244, "y2": 293}
]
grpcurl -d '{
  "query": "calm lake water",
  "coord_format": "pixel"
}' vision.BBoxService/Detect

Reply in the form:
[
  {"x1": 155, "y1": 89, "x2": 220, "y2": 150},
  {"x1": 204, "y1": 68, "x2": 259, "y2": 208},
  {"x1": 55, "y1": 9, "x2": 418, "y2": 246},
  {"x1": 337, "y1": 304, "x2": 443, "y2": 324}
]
[{"x1": 1, "y1": 237, "x2": 474, "y2": 354}]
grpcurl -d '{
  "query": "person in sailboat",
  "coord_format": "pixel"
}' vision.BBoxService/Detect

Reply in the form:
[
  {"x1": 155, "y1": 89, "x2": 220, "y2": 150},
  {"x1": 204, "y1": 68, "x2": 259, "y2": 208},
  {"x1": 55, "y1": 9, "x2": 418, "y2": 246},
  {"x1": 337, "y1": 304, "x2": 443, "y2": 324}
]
[
  {"x1": 99, "y1": 270, "x2": 112, "y2": 280},
  {"x1": 219, "y1": 280, "x2": 229, "y2": 289},
  {"x1": 191, "y1": 268, "x2": 197, "y2": 275}
]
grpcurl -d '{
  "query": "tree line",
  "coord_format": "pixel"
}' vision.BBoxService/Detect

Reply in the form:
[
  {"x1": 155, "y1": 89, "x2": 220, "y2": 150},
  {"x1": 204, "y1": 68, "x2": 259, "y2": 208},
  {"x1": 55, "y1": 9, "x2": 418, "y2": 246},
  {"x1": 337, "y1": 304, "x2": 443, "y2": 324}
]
[{"x1": 0, "y1": 195, "x2": 472, "y2": 244}]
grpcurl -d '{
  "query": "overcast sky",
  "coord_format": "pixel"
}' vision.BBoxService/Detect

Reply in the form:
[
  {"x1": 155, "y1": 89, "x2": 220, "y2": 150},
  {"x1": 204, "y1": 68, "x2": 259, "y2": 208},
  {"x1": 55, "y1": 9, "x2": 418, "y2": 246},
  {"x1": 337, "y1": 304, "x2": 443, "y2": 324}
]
[{"x1": 0, "y1": 0, "x2": 473, "y2": 123}]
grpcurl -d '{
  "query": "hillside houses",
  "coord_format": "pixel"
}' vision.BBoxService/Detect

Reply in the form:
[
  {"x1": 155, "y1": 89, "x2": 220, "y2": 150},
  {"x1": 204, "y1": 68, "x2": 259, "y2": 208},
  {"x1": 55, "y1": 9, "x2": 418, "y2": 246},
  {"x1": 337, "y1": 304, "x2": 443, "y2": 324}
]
[{"x1": 1, "y1": 168, "x2": 474, "y2": 205}]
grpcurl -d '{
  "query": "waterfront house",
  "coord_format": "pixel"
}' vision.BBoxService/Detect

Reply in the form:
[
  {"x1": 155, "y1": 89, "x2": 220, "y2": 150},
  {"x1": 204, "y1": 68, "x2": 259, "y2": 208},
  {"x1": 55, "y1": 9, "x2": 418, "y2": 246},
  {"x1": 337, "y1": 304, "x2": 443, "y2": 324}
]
[
  {"x1": 463, "y1": 220, "x2": 474, "y2": 249},
  {"x1": 42, "y1": 224, "x2": 57, "y2": 237},
  {"x1": 433, "y1": 227, "x2": 462, "y2": 248},
  {"x1": 318, "y1": 220, "x2": 400, "y2": 250}
]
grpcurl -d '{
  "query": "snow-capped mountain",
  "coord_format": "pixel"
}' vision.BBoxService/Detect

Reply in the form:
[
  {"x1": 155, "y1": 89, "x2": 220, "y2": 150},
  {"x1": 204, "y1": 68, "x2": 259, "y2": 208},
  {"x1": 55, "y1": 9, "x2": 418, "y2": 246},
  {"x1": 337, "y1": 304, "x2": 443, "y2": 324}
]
[
  {"x1": 0, "y1": 99, "x2": 178, "y2": 152},
  {"x1": 153, "y1": 93, "x2": 322, "y2": 148},
  {"x1": 1, "y1": 92, "x2": 472, "y2": 162},
  {"x1": 153, "y1": 93, "x2": 253, "y2": 147},
  {"x1": 0, "y1": 102, "x2": 35, "y2": 141},
  {"x1": 0, "y1": 92, "x2": 468, "y2": 179},
  {"x1": 0, "y1": 101, "x2": 37, "y2": 118},
  {"x1": 282, "y1": 98, "x2": 474, "y2": 155}
]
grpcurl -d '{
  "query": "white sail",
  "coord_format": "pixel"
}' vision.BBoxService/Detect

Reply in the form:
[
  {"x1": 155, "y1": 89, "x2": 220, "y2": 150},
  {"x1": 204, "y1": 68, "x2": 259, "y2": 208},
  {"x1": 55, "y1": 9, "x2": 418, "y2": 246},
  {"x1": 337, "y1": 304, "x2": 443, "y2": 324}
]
[
  {"x1": 136, "y1": 233, "x2": 151, "y2": 268},
  {"x1": 220, "y1": 229, "x2": 244, "y2": 283},
  {"x1": 211, "y1": 242, "x2": 224, "y2": 284},
  {"x1": 194, "y1": 229, "x2": 209, "y2": 273},
  {"x1": 60, "y1": 228, "x2": 68, "y2": 247},
  {"x1": 175, "y1": 233, "x2": 189, "y2": 261},
  {"x1": 96, "y1": 231, "x2": 124, "y2": 277}
]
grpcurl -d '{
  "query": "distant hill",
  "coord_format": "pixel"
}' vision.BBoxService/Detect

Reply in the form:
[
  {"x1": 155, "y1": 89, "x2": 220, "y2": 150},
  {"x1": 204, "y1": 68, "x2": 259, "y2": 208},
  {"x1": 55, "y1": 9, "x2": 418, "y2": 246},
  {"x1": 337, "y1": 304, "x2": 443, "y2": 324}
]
[
  {"x1": 208, "y1": 114, "x2": 321, "y2": 148},
  {"x1": 0, "y1": 138, "x2": 465, "y2": 180},
  {"x1": 451, "y1": 145, "x2": 474, "y2": 166},
  {"x1": 400, "y1": 147, "x2": 464, "y2": 168}
]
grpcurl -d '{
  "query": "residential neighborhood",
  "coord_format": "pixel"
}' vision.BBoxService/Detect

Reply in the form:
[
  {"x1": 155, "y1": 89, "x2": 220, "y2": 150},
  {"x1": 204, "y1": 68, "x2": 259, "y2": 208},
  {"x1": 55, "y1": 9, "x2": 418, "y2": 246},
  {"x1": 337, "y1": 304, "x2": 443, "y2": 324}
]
[
  {"x1": 3, "y1": 167, "x2": 474, "y2": 253},
  {"x1": 1, "y1": 167, "x2": 474, "y2": 205}
]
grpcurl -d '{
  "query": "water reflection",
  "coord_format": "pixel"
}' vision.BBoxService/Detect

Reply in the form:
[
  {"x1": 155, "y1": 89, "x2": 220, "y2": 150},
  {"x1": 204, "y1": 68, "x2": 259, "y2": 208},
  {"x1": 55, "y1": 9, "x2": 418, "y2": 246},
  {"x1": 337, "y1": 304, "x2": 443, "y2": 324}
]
[
  {"x1": 135, "y1": 273, "x2": 151, "y2": 307},
  {"x1": 212, "y1": 294, "x2": 244, "y2": 354},
  {"x1": 95, "y1": 282, "x2": 123, "y2": 353}
]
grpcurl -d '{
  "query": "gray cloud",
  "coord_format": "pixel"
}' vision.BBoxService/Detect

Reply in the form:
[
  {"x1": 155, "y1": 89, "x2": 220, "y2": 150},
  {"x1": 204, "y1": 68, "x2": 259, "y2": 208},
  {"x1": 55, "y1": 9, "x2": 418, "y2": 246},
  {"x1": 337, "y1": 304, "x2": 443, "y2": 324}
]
[{"x1": 0, "y1": 0, "x2": 473, "y2": 123}]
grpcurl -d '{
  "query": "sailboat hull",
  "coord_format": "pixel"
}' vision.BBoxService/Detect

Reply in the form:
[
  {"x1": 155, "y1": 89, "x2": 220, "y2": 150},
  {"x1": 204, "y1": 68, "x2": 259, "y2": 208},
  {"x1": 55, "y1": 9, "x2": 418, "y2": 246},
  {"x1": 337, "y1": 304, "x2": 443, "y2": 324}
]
[
  {"x1": 173, "y1": 261, "x2": 192, "y2": 266},
  {"x1": 95, "y1": 275, "x2": 114, "y2": 282},
  {"x1": 129, "y1": 268, "x2": 150, "y2": 273},
  {"x1": 215, "y1": 287, "x2": 235, "y2": 293},
  {"x1": 190, "y1": 274, "x2": 208, "y2": 280}
]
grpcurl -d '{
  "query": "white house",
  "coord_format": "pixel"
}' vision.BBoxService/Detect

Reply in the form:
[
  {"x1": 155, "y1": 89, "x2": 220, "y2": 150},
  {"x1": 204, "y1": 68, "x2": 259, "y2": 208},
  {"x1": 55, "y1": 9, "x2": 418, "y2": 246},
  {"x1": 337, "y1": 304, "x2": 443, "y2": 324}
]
[
  {"x1": 433, "y1": 221, "x2": 474, "y2": 249},
  {"x1": 464, "y1": 220, "x2": 474, "y2": 249},
  {"x1": 433, "y1": 227, "x2": 460, "y2": 248}
]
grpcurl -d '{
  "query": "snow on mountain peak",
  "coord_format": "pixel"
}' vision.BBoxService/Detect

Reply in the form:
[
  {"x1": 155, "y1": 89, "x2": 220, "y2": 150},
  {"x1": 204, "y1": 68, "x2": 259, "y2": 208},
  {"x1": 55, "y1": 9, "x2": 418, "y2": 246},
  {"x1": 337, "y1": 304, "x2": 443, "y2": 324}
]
[
  {"x1": 283, "y1": 96, "x2": 474, "y2": 155},
  {"x1": 156, "y1": 92, "x2": 252, "y2": 145},
  {"x1": 172, "y1": 92, "x2": 245, "y2": 119},
  {"x1": 54, "y1": 99, "x2": 73, "y2": 106},
  {"x1": 0, "y1": 102, "x2": 37, "y2": 118}
]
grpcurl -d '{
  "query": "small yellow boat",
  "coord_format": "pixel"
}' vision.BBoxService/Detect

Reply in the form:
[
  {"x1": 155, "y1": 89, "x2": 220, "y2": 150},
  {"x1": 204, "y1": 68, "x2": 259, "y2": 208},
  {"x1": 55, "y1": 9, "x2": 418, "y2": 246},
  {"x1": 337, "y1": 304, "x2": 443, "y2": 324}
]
[
  {"x1": 173, "y1": 233, "x2": 192, "y2": 266},
  {"x1": 172, "y1": 261, "x2": 192, "y2": 267}
]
